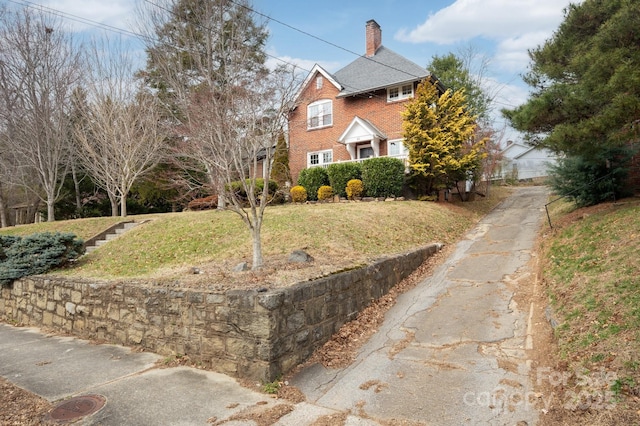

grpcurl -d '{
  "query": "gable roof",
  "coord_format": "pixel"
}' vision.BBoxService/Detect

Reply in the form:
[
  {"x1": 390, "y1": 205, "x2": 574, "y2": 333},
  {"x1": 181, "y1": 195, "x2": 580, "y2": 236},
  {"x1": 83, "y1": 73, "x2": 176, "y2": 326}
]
[
  {"x1": 501, "y1": 142, "x2": 557, "y2": 161},
  {"x1": 338, "y1": 116, "x2": 387, "y2": 144},
  {"x1": 333, "y1": 46, "x2": 429, "y2": 98},
  {"x1": 292, "y1": 64, "x2": 342, "y2": 106}
]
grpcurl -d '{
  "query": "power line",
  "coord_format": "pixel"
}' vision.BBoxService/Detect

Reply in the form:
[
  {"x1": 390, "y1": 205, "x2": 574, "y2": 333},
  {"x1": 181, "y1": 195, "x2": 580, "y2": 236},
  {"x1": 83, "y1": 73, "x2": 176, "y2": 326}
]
[
  {"x1": 6, "y1": 0, "x2": 152, "y2": 42},
  {"x1": 139, "y1": 0, "x2": 393, "y2": 100},
  {"x1": 227, "y1": 0, "x2": 429, "y2": 82}
]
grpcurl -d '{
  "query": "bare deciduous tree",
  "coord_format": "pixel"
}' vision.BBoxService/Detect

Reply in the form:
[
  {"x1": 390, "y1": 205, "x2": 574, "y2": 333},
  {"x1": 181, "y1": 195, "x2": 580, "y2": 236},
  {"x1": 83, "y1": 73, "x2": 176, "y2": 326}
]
[
  {"x1": 73, "y1": 39, "x2": 168, "y2": 218},
  {"x1": 137, "y1": 0, "x2": 299, "y2": 269},
  {"x1": 0, "y1": 7, "x2": 82, "y2": 221}
]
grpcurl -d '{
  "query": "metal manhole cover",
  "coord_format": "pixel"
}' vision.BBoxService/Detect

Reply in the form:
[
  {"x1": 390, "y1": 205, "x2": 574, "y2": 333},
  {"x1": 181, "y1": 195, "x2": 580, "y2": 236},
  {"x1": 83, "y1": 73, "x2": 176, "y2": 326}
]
[{"x1": 46, "y1": 394, "x2": 106, "y2": 422}]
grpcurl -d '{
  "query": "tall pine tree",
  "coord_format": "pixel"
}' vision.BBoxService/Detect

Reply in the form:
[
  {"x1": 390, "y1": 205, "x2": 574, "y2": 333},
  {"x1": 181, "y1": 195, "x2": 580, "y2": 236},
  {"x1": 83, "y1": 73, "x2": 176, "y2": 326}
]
[
  {"x1": 503, "y1": 0, "x2": 640, "y2": 203},
  {"x1": 503, "y1": 0, "x2": 640, "y2": 158}
]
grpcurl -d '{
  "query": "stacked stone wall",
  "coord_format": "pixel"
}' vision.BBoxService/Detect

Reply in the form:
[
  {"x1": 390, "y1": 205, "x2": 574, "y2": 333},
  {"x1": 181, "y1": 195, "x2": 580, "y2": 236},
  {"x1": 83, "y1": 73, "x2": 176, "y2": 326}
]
[{"x1": 0, "y1": 244, "x2": 441, "y2": 381}]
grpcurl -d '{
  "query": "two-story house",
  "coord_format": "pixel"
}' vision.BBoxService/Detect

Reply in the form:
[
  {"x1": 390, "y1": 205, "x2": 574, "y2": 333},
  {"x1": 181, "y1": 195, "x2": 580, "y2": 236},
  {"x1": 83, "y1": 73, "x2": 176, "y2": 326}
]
[{"x1": 288, "y1": 19, "x2": 443, "y2": 184}]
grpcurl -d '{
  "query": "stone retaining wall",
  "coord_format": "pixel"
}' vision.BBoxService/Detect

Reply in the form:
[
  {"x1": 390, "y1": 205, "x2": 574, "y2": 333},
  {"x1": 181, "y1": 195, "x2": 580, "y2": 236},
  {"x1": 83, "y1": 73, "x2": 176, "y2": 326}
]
[{"x1": 0, "y1": 243, "x2": 441, "y2": 381}]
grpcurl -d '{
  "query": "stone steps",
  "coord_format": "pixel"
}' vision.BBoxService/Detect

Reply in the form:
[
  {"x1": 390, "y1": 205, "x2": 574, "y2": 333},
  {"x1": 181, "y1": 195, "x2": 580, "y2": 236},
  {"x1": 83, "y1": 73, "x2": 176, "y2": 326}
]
[{"x1": 84, "y1": 222, "x2": 140, "y2": 254}]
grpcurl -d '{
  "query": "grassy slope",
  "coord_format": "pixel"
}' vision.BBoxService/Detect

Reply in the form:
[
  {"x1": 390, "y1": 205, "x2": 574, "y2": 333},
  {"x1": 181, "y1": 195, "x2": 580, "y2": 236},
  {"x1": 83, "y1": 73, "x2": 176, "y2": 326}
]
[
  {"x1": 541, "y1": 198, "x2": 640, "y2": 406},
  {"x1": 0, "y1": 188, "x2": 509, "y2": 279}
]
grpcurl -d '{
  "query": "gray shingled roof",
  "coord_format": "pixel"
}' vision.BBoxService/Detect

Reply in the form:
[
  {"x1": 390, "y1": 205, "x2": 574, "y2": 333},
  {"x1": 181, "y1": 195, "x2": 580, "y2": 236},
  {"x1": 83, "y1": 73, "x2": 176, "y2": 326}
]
[{"x1": 333, "y1": 46, "x2": 429, "y2": 98}]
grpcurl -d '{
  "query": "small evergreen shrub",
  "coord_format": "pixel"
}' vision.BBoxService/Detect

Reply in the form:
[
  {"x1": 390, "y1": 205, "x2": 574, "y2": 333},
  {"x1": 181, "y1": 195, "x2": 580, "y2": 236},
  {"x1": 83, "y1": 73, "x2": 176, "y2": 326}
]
[
  {"x1": 327, "y1": 162, "x2": 362, "y2": 198},
  {"x1": 290, "y1": 185, "x2": 308, "y2": 203},
  {"x1": 548, "y1": 147, "x2": 633, "y2": 207},
  {"x1": 361, "y1": 157, "x2": 405, "y2": 198},
  {"x1": 317, "y1": 185, "x2": 334, "y2": 201},
  {"x1": 297, "y1": 167, "x2": 329, "y2": 201},
  {"x1": 0, "y1": 232, "x2": 85, "y2": 286},
  {"x1": 346, "y1": 179, "x2": 364, "y2": 199}
]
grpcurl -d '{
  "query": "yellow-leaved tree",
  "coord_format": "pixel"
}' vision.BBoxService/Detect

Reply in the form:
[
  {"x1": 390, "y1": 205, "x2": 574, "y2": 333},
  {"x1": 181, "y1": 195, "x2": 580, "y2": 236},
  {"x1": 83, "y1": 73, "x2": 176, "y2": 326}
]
[{"x1": 402, "y1": 80, "x2": 486, "y2": 199}]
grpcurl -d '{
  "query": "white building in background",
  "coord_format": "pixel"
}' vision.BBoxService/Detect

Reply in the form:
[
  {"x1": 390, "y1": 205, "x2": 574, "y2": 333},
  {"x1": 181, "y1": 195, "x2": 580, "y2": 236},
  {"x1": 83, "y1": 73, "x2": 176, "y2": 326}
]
[{"x1": 498, "y1": 141, "x2": 559, "y2": 181}]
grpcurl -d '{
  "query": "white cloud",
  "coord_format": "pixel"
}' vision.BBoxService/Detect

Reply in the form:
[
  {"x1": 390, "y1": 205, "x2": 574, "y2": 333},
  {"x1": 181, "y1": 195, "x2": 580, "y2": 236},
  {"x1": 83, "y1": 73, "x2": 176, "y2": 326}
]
[
  {"x1": 395, "y1": 0, "x2": 577, "y2": 77},
  {"x1": 395, "y1": 0, "x2": 571, "y2": 45},
  {"x1": 35, "y1": 0, "x2": 136, "y2": 32}
]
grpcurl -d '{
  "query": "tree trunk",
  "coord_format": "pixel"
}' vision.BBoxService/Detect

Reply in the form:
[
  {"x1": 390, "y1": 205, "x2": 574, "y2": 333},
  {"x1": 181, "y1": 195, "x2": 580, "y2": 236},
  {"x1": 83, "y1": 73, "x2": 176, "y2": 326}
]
[
  {"x1": 251, "y1": 221, "x2": 263, "y2": 270},
  {"x1": 120, "y1": 194, "x2": 127, "y2": 217},
  {"x1": 47, "y1": 199, "x2": 55, "y2": 222},
  {"x1": 0, "y1": 191, "x2": 7, "y2": 228},
  {"x1": 109, "y1": 192, "x2": 118, "y2": 217},
  {"x1": 71, "y1": 163, "x2": 82, "y2": 213}
]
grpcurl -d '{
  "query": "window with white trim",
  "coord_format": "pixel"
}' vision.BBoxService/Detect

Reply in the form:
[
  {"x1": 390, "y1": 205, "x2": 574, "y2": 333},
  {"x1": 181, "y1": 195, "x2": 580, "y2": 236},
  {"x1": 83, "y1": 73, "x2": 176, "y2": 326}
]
[
  {"x1": 307, "y1": 149, "x2": 333, "y2": 167},
  {"x1": 388, "y1": 139, "x2": 408, "y2": 157},
  {"x1": 307, "y1": 99, "x2": 332, "y2": 129},
  {"x1": 387, "y1": 84, "x2": 414, "y2": 102},
  {"x1": 316, "y1": 76, "x2": 323, "y2": 89}
]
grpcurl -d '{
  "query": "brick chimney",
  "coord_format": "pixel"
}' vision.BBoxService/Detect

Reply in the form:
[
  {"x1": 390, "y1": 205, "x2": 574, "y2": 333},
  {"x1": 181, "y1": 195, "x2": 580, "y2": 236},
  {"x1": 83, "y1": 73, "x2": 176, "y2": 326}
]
[{"x1": 365, "y1": 20, "x2": 382, "y2": 57}]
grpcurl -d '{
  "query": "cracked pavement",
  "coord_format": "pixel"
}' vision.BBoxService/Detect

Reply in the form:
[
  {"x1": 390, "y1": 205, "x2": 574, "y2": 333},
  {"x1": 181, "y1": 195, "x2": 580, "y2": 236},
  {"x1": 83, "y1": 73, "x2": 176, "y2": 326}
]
[{"x1": 289, "y1": 186, "x2": 549, "y2": 425}]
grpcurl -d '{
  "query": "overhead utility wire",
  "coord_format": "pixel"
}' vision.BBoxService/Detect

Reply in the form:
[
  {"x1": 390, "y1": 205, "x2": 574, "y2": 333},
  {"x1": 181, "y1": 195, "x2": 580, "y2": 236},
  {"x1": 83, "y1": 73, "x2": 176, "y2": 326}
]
[
  {"x1": 227, "y1": 0, "x2": 429, "y2": 83},
  {"x1": 11, "y1": 0, "x2": 315, "y2": 82},
  {"x1": 8, "y1": 0, "x2": 154, "y2": 43},
  {"x1": 14, "y1": 0, "x2": 436, "y2": 102},
  {"x1": 139, "y1": 0, "x2": 394, "y2": 100}
]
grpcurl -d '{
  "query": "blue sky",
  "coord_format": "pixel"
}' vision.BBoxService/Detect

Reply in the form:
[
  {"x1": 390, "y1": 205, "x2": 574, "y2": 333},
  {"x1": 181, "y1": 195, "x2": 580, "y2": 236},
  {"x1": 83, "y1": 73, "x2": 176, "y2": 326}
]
[{"x1": 22, "y1": 0, "x2": 576, "y2": 140}]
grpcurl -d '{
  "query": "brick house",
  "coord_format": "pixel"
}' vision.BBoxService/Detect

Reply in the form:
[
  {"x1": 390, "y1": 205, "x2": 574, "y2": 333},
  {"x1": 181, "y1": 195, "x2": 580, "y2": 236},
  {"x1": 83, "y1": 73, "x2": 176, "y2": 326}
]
[{"x1": 288, "y1": 19, "x2": 443, "y2": 184}]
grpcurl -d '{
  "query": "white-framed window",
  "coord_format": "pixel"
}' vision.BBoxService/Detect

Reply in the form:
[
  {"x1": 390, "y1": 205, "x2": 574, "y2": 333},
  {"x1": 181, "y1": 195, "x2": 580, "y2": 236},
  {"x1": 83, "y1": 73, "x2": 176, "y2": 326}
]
[
  {"x1": 387, "y1": 139, "x2": 408, "y2": 157},
  {"x1": 316, "y1": 76, "x2": 323, "y2": 89},
  {"x1": 308, "y1": 149, "x2": 333, "y2": 167},
  {"x1": 307, "y1": 99, "x2": 332, "y2": 129},
  {"x1": 387, "y1": 84, "x2": 414, "y2": 102}
]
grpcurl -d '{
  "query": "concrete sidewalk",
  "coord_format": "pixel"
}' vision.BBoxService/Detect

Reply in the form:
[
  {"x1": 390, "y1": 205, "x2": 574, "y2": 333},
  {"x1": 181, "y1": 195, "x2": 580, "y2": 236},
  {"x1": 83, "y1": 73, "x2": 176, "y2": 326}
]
[{"x1": 0, "y1": 186, "x2": 549, "y2": 425}]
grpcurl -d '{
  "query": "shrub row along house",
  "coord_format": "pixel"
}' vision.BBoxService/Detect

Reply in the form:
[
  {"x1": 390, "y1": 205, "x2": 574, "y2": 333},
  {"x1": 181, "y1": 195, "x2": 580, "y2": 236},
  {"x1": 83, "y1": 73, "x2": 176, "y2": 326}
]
[{"x1": 287, "y1": 19, "x2": 445, "y2": 186}]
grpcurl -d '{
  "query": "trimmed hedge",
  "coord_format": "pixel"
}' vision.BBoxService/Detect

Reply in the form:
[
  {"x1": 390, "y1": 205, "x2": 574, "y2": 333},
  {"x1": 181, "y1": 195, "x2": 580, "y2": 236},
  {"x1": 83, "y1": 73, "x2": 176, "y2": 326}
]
[
  {"x1": 327, "y1": 162, "x2": 362, "y2": 198},
  {"x1": 297, "y1": 167, "x2": 329, "y2": 201},
  {"x1": 0, "y1": 232, "x2": 85, "y2": 286},
  {"x1": 361, "y1": 157, "x2": 405, "y2": 198}
]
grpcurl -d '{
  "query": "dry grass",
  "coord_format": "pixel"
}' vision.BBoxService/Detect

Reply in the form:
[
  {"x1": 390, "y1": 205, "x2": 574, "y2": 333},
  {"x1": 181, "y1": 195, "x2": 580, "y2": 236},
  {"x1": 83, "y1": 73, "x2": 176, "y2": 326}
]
[
  {"x1": 538, "y1": 197, "x2": 640, "y2": 424},
  {"x1": 1, "y1": 187, "x2": 511, "y2": 289}
]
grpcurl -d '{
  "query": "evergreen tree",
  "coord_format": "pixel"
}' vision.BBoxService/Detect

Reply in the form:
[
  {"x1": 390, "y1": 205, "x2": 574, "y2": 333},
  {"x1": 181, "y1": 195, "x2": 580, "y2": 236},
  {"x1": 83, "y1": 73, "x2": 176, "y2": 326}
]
[
  {"x1": 428, "y1": 51, "x2": 492, "y2": 124},
  {"x1": 503, "y1": 0, "x2": 640, "y2": 203},
  {"x1": 402, "y1": 80, "x2": 486, "y2": 197},
  {"x1": 138, "y1": 0, "x2": 268, "y2": 121},
  {"x1": 503, "y1": 0, "x2": 640, "y2": 158}
]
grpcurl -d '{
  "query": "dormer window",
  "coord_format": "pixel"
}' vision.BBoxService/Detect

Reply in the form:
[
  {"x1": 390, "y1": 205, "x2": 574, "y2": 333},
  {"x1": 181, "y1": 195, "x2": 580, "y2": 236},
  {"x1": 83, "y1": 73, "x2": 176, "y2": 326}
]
[
  {"x1": 307, "y1": 99, "x2": 332, "y2": 129},
  {"x1": 387, "y1": 84, "x2": 414, "y2": 102}
]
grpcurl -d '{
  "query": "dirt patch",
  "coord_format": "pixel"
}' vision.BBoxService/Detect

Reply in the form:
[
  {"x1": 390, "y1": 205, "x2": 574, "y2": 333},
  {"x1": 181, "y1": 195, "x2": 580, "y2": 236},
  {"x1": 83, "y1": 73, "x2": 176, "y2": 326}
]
[
  {"x1": 529, "y1": 211, "x2": 640, "y2": 426},
  {"x1": 210, "y1": 402, "x2": 294, "y2": 425},
  {"x1": 290, "y1": 246, "x2": 451, "y2": 370},
  {"x1": 0, "y1": 378, "x2": 53, "y2": 425}
]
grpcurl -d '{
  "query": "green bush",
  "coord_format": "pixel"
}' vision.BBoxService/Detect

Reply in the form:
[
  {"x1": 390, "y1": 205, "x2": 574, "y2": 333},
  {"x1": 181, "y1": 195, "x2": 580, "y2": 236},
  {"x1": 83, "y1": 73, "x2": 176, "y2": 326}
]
[
  {"x1": 327, "y1": 162, "x2": 362, "y2": 198},
  {"x1": 548, "y1": 147, "x2": 633, "y2": 207},
  {"x1": 346, "y1": 179, "x2": 364, "y2": 199},
  {"x1": 290, "y1": 185, "x2": 308, "y2": 203},
  {"x1": 317, "y1": 185, "x2": 334, "y2": 201},
  {"x1": 297, "y1": 167, "x2": 329, "y2": 201},
  {"x1": 0, "y1": 232, "x2": 85, "y2": 286},
  {"x1": 361, "y1": 157, "x2": 405, "y2": 198}
]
